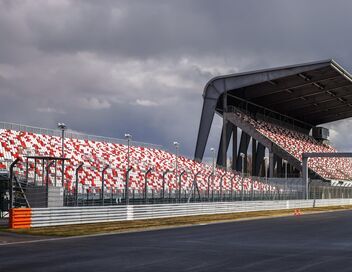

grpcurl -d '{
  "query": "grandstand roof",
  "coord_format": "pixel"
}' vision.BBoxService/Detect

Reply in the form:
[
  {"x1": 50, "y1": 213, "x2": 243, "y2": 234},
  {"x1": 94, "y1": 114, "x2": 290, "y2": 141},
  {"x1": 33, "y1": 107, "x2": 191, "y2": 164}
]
[{"x1": 204, "y1": 59, "x2": 352, "y2": 125}]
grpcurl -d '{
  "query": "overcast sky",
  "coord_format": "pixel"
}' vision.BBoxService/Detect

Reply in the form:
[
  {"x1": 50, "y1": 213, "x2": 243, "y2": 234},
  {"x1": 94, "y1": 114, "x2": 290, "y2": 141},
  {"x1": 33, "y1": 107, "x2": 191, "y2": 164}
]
[{"x1": 1, "y1": 0, "x2": 352, "y2": 159}]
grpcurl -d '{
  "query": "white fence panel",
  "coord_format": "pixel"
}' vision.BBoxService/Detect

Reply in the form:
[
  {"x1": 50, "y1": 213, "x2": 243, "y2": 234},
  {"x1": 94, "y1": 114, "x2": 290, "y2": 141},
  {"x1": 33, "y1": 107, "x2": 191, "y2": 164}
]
[{"x1": 30, "y1": 199, "x2": 352, "y2": 227}]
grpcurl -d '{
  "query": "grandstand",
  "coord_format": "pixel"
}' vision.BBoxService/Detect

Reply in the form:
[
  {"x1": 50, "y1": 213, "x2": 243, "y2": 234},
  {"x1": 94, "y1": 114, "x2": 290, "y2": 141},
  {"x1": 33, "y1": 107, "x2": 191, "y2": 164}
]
[
  {"x1": 195, "y1": 59, "x2": 352, "y2": 186},
  {"x1": 0, "y1": 122, "x2": 275, "y2": 209}
]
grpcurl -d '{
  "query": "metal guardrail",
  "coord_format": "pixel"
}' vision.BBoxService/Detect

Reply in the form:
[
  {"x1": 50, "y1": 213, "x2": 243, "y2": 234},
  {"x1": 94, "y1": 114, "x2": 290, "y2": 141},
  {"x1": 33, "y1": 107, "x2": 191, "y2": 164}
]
[
  {"x1": 30, "y1": 198, "x2": 352, "y2": 227},
  {"x1": 0, "y1": 121, "x2": 163, "y2": 150}
]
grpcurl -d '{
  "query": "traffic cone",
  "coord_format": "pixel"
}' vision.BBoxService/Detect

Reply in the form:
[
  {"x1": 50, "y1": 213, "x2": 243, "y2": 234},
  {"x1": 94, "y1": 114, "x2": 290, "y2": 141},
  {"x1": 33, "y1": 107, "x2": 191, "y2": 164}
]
[
  {"x1": 294, "y1": 209, "x2": 302, "y2": 216},
  {"x1": 294, "y1": 209, "x2": 300, "y2": 216}
]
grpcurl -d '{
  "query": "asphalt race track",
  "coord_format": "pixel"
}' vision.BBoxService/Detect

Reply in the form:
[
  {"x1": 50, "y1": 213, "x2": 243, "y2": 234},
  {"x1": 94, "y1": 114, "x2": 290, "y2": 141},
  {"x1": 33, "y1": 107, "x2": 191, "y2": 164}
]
[{"x1": 2, "y1": 210, "x2": 352, "y2": 272}]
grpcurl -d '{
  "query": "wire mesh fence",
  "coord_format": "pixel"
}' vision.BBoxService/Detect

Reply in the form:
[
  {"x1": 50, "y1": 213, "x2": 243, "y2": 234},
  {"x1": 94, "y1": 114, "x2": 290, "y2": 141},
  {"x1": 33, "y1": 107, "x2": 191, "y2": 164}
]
[{"x1": 4, "y1": 161, "x2": 352, "y2": 210}]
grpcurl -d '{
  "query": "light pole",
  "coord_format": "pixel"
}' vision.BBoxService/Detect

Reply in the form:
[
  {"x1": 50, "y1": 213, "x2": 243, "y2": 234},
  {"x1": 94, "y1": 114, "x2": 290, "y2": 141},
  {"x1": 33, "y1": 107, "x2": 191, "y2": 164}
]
[
  {"x1": 210, "y1": 148, "x2": 215, "y2": 201},
  {"x1": 240, "y1": 152, "x2": 245, "y2": 201},
  {"x1": 57, "y1": 123, "x2": 66, "y2": 187},
  {"x1": 264, "y1": 156, "x2": 269, "y2": 198},
  {"x1": 173, "y1": 141, "x2": 179, "y2": 201},
  {"x1": 125, "y1": 133, "x2": 132, "y2": 205}
]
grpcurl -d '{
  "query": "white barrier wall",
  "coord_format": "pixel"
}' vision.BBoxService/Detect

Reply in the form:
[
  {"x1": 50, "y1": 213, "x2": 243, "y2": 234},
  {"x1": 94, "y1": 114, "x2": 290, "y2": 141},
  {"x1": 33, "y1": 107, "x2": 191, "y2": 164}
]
[{"x1": 30, "y1": 199, "x2": 352, "y2": 227}]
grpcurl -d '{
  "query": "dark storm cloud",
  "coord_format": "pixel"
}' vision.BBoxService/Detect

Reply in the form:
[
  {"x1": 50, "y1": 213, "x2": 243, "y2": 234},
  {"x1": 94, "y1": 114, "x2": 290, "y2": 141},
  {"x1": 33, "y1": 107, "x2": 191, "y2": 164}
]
[{"x1": 1, "y1": 0, "x2": 352, "y2": 158}]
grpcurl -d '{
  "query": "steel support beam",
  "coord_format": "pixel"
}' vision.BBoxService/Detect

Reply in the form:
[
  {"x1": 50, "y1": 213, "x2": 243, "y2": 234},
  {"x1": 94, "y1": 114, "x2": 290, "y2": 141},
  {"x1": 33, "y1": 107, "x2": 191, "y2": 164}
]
[
  {"x1": 222, "y1": 90, "x2": 228, "y2": 168},
  {"x1": 252, "y1": 138, "x2": 257, "y2": 176},
  {"x1": 236, "y1": 132, "x2": 250, "y2": 171},
  {"x1": 232, "y1": 126, "x2": 237, "y2": 170},
  {"x1": 217, "y1": 118, "x2": 233, "y2": 167},
  {"x1": 194, "y1": 95, "x2": 218, "y2": 161},
  {"x1": 254, "y1": 143, "x2": 265, "y2": 176}
]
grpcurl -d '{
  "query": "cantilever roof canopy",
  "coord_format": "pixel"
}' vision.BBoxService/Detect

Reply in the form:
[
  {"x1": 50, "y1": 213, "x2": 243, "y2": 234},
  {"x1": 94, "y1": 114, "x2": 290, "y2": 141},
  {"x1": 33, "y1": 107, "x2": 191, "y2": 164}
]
[
  {"x1": 195, "y1": 59, "x2": 352, "y2": 161},
  {"x1": 206, "y1": 59, "x2": 352, "y2": 125}
]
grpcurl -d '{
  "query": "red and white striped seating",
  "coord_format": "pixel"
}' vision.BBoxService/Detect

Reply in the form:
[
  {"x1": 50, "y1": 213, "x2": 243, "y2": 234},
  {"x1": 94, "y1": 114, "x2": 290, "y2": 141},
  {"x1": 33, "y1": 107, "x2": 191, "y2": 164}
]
[
  {"x1": 0, "y1": 128, "x2": 269, "y2": 194},
  {"x1": 234, "y1": 111, "x2": 352, "y2": 181}
]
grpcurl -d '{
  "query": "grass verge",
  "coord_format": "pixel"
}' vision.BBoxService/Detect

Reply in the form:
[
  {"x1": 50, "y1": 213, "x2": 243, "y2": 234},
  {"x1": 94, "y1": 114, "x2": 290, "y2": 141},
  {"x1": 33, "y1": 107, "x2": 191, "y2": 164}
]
[{"x1": 3, "y1": 205, "x2": 352, "y2": 237}]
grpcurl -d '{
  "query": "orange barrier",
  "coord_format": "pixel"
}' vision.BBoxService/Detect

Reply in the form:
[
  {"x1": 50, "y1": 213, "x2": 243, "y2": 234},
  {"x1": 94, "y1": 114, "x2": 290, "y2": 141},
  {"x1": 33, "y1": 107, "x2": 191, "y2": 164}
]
[{"x1": 9, "y1": 208, "x2": 32, "y2": 229}]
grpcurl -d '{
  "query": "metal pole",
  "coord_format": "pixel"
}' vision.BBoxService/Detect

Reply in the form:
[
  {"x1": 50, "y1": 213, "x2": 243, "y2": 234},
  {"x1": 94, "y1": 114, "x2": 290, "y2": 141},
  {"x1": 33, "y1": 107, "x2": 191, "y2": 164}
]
[
  {"x1": 9, "y1": 158, "x2": 20, "y2": 210},
  {"x1": 240, "y1": 153, "x2": 245, "y2": 201},
  {"x1": 42, "y1": 159, "x2": 44, "y2": 186},
  {"x1": 174, "y1": 142, "x2": 179, "y2": 201},
  {"x1": 34, "y1": 159, "x2": 37, "y2": 186},
  {"x1": 220, "y1": 173, "x2": 226, "y2": 202},
  {"x1": 188, "y1": 170, "x2": 201, "y2": 202},
  {"x1": 61, "y1": 128, "x2": 65, "y2": 187},
  {"x1": 125, "y1": 166, "x2": 132, "y2": 204},
  {"x1": 101, "y1": 165, "x2": 109, "y2": 206},
  {"x1": 179, "y1": 170, "x2": 186, "y2": 202},
  {"x1": 230, "y1": 172, "x2": 234, "y2": 200},
  {"x1": 212, "y1": 172, "x2": 215, "y2": 201},
  {"x1": 126, "y1": 138, "x2": 130, "y2": 204},
  {"x1": 207, "y1": 174, "x2": 212, "y2": 201},
  {"x1": 45, "y1": 160, "x2": 55, "y2": 208},
  {"x1": 303, "y1": 157, "x2": 309, "y2": 200},
  {"x1": 211, "y1": 173, "x2": 214, "y2": 202},
  {"x1": 124, "y1": 134, "x2": 132, "y2": 205},
  {"x1": 144, "y1": 168, "x2": 152, "y2": 203},
  {"x1": 54, "y1": 160, "x2": 57, "y2": 186},
  {"x1": 75, "y1": 162, "x2": 84, "y2": 206},
  {"x1": 251, "y1": 174, "x2": 254, "y2": 200},
  {"x1": 210, "y1": 148, "x2": 215, "y2": 175},
  {"x1": 25, "y1": 157, "x2": 29, "y2": 182},
  {"x1": 210, "y1": 148, "x2": 216, "y2": 201},
  {"x1": 57, "y1": 123, "x2": 67, "y2": 187},
  {"x1": 162, "y1": 169, "x2": 170, "y2": 200}
]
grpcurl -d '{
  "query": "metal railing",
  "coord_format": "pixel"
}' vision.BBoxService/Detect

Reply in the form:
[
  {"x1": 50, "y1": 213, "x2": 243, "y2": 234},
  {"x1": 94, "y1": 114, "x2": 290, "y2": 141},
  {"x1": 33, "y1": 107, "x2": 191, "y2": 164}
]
[
  {"x1": 29, "y1": 198, "x2": 352, "y2": 227},
  {"x1": 7, "y1": 159, "x2": 352, "y2": 210}
]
